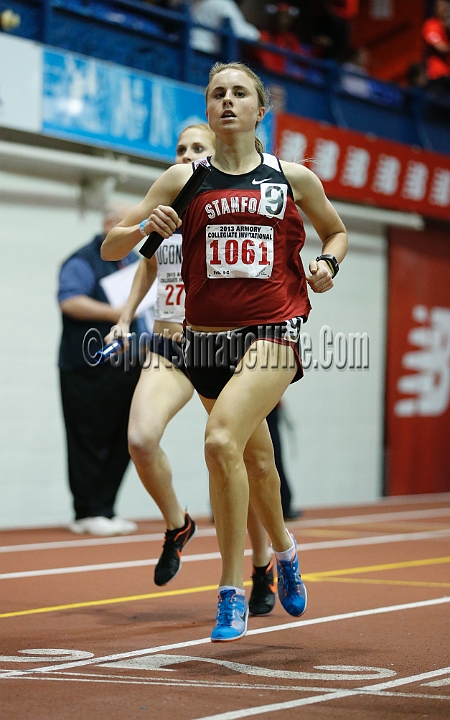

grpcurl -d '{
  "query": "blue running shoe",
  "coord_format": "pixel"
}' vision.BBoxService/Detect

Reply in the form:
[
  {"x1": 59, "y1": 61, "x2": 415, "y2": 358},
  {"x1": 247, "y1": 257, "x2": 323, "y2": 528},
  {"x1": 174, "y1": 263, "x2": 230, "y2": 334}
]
[
  {"x1": 211, "y1": 589, "x2": 249, "y2": 642},
  {"x1": 276, "y1": 532, "x2": 307, "y2": 617}
]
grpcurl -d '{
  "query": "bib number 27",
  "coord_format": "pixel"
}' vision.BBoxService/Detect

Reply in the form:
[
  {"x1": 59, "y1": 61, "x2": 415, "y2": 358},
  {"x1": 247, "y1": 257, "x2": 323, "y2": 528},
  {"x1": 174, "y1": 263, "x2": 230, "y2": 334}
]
[{"x1": 165, "y1": 283, "x2": 184, "y2": 306}]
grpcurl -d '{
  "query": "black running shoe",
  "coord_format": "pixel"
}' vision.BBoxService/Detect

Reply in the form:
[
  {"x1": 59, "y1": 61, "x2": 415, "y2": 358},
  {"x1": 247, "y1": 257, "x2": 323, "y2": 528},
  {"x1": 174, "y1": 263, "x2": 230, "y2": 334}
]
[
  {"x1": 283, "y1": 508, "x2": 303, "y2": 521},
  {"x1": 154, "y1": 513, "x2": 196, "y2": 586},
  {"x1": 249, "y1": 559, "x2": 276, "y2": 615}
]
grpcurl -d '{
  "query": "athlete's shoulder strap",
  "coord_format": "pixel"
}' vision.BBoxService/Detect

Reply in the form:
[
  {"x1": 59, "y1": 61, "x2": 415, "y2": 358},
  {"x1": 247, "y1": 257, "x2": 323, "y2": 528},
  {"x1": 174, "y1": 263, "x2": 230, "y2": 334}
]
[{"x1": 262, "y1": 153, "x2": 282, "y2": 172}]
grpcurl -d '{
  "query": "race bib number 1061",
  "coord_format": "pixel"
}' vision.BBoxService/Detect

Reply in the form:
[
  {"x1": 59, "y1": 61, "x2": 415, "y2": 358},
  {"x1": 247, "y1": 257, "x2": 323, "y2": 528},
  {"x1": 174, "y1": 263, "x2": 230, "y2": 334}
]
[{"x1": 206, "y1": 225, "x2": 274, "y2": 279}]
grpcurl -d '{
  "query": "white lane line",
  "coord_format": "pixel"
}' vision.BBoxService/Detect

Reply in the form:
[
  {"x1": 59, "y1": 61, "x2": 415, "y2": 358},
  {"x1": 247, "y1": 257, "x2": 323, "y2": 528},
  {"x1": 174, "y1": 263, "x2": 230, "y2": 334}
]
[
  {"x1": 2, "y1": 529, "x2": 449, "y2": 580},
  {"x1": 5, "y1": 670, "x2": 450, "y2": 705},
  {"x1": 1, "y1": 596, "x2": 449, "y2": 680},
  {"x1": 423, "y1": 676, "x2": 450, "y2": 687},
  {"x1": 367, "y1": 666, "x2": 450, "y2": 692},
  {"x1": 1, "y1": 506, "x2": 449, "y2": 554},
  {"x1": 0, "y1": 529, "x2": 217, "y2": 554},
  {"x1": 192, "y1": 666, "x2": 450, "y2": 719},
  {"x1": 296, "y1": 529, "x2": 450, "y2": 551},
  {"x1": 374, "y1": 691, "x2": 450, "y2": 700},
  {"x1": 40, "y1": 672, "x2": 342, "y2": 693},
  {"x1": 245, "y1": 596, "x2": 450, "y2": 637},
  {"x1": 373, "y1": 493, "x2": 450, "y2": 505},
  {"x1": 293, "y1": 507, "x2": 450, "y2": 527},
  {"x1": 4, "y1": 670, "x2": 449, "y2": 702},
  {"x1": 0, "y1": 551, "x2": 220, "y2": 580}
]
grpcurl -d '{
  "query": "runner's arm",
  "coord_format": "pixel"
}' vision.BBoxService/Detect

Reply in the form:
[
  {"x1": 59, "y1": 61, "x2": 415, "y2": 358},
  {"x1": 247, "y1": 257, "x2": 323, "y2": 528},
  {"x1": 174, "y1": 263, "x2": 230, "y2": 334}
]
[
  {"x1": 282, "y1": 161, "x2": 348, "y2": 293},
  {"x1": 106, "y1": 257, "x2": 157, "y2": 345},
  {"x1": 101, "y1": 164, "x2": 191, "y2": 261}
]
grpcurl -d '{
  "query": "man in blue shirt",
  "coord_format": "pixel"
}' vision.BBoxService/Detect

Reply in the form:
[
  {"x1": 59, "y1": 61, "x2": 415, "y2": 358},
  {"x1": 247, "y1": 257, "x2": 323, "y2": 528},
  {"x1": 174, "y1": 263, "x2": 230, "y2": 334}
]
[{"x1": 58, "y1": 203, "x2": 143, "y2": 536}]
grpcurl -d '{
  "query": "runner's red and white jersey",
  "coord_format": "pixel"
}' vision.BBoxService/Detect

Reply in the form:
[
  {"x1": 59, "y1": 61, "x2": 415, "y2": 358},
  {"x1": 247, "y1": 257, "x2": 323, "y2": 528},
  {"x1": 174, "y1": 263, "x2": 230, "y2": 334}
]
[
  {"x1": 181, "y1": 153, "x2": 311, "y2": 327},
  {"x1": 155, "y1": 230, "x2": 185, "y2": 324}
]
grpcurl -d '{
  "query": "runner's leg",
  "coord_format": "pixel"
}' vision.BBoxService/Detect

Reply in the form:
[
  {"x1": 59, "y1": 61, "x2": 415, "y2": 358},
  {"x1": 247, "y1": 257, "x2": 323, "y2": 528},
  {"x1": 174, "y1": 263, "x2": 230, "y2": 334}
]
[
  {"x1": 199, "y1": 340, "x2": 297, "y2": 588},
  {"x1": 128, "y1": 353, "x2": 193, "y2": 529}
]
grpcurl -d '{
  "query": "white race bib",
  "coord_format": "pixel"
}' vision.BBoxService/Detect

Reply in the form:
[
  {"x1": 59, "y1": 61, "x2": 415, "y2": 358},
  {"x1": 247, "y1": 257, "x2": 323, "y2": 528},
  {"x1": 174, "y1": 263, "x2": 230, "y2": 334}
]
[
  {"x1": 156, "y1": 271, "x2": 185, "y2": 318},
  {"x1": 206, "y1": 224, "x2": 274, "y2": 279}
]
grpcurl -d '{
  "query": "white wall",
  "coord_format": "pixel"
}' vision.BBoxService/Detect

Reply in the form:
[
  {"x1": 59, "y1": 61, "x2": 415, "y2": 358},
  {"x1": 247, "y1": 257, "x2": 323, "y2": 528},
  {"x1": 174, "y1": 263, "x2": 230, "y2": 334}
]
[
  {"x1": 280, "y1": 223, "x2": 387, "y2": 509},
  {"x1": 0, "y1": 176, "x2": 211, "y2": 529},
  {"x1": 0, "y1": 170, "x2": 387, "y2": 529}
]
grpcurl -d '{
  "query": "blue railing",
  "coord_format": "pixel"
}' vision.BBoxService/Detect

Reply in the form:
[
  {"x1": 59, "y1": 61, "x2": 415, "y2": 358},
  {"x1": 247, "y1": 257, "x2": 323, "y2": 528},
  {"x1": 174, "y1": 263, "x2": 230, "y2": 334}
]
[{"x1": 2, "y1": 0, "x2": 450, "y2": 154}]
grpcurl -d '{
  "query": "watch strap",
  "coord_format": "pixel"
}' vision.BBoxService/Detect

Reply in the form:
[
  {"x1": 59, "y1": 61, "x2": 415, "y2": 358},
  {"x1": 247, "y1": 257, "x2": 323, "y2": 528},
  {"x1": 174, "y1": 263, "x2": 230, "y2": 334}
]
[{"x1": 316, "y1": 254, "x2": 339, "y2": 278}]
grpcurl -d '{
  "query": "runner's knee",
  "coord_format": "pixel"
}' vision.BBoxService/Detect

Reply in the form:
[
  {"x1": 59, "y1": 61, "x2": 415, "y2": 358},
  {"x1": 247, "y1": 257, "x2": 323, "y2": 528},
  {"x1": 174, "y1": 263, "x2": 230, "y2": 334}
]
[
  {"x1": 245, "y1": 449, "x2": 275, "y2": 485},
  {"x1": 204, "y1": 425, "x2": 240, "y2": 473},
  {"x1": 128, "y1": 424, "x2": 160, "y2": 462}
]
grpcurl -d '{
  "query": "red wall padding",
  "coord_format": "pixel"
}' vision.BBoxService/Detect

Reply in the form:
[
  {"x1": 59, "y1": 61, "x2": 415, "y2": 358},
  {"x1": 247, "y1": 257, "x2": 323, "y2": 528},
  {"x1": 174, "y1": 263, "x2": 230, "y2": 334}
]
[{"x1": 385, "y1": 225, "x2": 450, "y2": 495}]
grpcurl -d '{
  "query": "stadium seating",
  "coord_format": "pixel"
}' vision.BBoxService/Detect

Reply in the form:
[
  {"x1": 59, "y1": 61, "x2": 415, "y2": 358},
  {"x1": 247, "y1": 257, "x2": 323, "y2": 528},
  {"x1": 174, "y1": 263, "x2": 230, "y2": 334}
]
[{"x1": 1, "y1": 0, "x2": 449, "y2": 153}]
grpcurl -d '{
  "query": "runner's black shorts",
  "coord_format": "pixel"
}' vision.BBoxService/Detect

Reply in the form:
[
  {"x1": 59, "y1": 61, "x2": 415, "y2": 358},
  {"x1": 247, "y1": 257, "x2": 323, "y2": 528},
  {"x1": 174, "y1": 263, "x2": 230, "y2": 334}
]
[
  {"x1": 182, "y1": 318, "x2": 304, "y2": 399},
  {"x1": 150, "y1": 333, "x2": 189, "y2": 377}
]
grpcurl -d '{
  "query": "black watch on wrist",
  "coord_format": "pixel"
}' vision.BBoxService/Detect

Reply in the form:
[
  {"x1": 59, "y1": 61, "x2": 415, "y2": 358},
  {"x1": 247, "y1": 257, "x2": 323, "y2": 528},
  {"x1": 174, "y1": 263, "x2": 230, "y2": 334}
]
[{"x1": 316, "y1": 254, "x2": 339, "y2": 278}]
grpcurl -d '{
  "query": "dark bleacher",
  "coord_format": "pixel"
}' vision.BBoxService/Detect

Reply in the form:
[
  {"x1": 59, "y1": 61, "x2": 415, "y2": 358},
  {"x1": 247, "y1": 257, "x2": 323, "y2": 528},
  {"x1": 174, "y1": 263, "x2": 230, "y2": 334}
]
[{"x1": 2, "y1": 0, "x2": 449, "y2": 155}]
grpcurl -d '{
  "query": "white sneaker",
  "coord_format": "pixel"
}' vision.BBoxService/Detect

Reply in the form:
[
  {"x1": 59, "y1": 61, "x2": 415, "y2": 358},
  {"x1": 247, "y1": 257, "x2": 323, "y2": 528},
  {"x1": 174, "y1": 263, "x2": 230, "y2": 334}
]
[
  {"x1": 69, "y1": 516, "x2": 137, "y2": 536},
  {"x1": 109, "y1": 516, "x2": 138, "y2": 534}
]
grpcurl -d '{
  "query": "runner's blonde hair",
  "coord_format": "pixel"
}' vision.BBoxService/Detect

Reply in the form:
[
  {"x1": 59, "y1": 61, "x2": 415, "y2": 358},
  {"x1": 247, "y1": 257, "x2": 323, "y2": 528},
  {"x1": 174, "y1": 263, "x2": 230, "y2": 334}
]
[{"x1": 178, "y1": 123, "x2": 215, "y2": 147}]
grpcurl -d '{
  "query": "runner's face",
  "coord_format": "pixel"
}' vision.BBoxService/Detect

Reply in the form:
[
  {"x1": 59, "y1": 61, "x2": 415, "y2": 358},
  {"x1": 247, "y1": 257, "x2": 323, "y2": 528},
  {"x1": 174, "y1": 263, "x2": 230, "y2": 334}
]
[
  {"x1": 175, "y1": 128, "x2": 214, "y2": 164},
  {"x1": 206, "y1": 69, "x2": 265, "y2": 136}
]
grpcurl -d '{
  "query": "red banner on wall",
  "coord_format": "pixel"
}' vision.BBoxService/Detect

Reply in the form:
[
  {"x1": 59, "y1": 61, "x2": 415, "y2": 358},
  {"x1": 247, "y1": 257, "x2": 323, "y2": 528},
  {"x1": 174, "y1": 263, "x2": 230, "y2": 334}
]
[
  {"x1": 385, "y1": 226, "x2": 450, "y2": 495},
  {"x1": 275, "y1": 113, "x2": 450, "y2": 222}
]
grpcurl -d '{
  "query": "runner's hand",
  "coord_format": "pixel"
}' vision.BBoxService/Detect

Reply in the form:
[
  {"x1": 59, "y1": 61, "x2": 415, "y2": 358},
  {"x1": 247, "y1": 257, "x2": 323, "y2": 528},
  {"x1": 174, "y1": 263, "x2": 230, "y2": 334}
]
[
  {"x1": 105, "y1": 319, "x2": 131, "y2": 349},
  {"x1": 147, "y1": 205, "x2": 181, "y2": 239},
  {"x1": 306, "y1": 259, "x2": 334, "y2": 294}
]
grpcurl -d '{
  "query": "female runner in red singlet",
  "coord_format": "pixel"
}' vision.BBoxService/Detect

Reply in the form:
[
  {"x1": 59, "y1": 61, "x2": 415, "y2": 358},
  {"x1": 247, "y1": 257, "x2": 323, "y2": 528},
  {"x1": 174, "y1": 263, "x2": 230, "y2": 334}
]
[
  {"x1": 102, "y1": 62, "x2": 348, "y2": 642},
  {"x1": 107, "y1": 124, "x2": 277, "y2": 615}
]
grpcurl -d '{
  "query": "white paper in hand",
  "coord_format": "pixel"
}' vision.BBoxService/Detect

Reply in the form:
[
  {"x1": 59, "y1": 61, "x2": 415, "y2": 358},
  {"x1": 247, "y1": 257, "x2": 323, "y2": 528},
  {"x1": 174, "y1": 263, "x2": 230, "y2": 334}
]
[{"x1": 100, "y1": 261, "x2": 157, "y2": 315}]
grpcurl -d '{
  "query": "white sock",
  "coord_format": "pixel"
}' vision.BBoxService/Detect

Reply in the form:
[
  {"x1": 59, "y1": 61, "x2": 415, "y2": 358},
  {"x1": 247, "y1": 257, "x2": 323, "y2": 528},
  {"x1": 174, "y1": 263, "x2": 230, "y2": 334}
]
[
  {"x1": 274, "y1": 530, "x2": 295, "y2": 562},
  {"x1": 218, "y1": 585, "x2": 245, "y2": 596}
]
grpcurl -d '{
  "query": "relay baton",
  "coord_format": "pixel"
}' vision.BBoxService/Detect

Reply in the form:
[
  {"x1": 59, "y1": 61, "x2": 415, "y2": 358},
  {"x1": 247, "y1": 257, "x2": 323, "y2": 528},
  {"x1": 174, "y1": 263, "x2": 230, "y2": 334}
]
[
  {"x1": 95, "y1": 333, "x2": 133, "y2": 364},
  {"x1": 139, "y1": 163, "x2": 210, "y2": 259}
]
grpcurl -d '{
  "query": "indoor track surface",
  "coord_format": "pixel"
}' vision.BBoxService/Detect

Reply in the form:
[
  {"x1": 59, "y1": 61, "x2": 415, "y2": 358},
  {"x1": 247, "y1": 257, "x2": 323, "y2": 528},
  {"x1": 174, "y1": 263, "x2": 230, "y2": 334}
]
[{"x1": 1, "y1": 494, "x2": 449, "y2": 719}]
